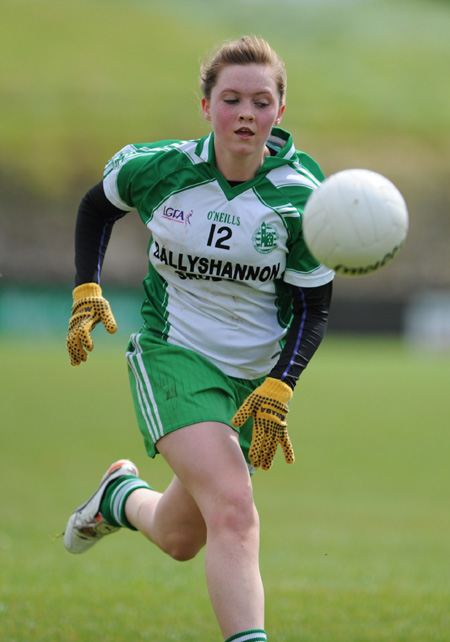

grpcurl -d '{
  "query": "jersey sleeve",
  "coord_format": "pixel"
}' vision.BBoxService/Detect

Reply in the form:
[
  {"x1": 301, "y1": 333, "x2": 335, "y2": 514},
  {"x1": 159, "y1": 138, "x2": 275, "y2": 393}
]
[
  {"x1": 74, "y1": 181, "x2": 129, "y2": 285},
  {"x1": 284, "y1": 238, "x2": 335, "y2": 287},
  {"x1": 270, "y1": 150, "x2": 334, "y2": 288},
  {"x1": 282, "y1": 182, "x2": 334, "y2": 287},
  {"x1": 102, "y1": 140, "x2": 183, "y2": 211},
  {"x1": 269, "y1": 281, "x2": 333, "y2": 388},
  {"x1": 102, "y1": 144, "x2": 142, "y2": 210}
]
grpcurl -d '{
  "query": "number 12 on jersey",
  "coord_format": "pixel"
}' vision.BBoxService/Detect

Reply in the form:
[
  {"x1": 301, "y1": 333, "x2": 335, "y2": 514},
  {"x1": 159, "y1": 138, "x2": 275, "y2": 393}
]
[{"x1": 206, "y1": 224, "x2": 232, "y2": 250}]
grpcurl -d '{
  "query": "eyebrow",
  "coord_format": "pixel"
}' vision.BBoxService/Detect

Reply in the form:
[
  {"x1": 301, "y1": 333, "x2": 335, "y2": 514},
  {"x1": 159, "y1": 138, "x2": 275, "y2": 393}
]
[{"x1": 219, "y1": 88, "x2": 274, "y2": 97}]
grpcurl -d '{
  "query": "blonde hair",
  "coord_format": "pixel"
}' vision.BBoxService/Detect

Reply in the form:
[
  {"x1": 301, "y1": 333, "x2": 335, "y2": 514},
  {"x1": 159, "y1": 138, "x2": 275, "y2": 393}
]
[{"x1": 200, "y1": 36, "x2": 287, "y2": 105}]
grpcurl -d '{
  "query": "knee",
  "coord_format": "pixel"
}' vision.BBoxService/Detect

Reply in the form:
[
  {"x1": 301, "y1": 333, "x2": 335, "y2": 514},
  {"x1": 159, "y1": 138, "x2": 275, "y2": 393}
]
[
  {"x1": 208, "y1": 486, "x2": 259, "y2": 539},
  {"x1": 162, "y1": 530, "x2": 206, "y2": 562}
]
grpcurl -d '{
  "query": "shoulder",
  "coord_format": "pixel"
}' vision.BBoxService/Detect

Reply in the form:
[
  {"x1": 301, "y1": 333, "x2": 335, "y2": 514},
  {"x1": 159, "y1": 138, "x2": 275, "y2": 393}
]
[
  {"x1": 103, "y1": 138, "x2": 205, "y2": 209},
  {"x1": 263, "y1": 128, "x2": 324, "y2": 200},
  {"x1": 104, "y1": 140, "x2": 188, "y2": 177},
  {"x1": 255, "y1": 133, "x2": 327, "y2": 246}
]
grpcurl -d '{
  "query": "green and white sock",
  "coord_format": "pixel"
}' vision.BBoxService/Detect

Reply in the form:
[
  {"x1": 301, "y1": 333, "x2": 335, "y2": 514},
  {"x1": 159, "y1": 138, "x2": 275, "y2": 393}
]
[
  {"x1": 100, "y1": 475, "x2": 152, "y2": 530},
  {"x1": 225, "y1": 630, "x2": 267, "y2": 642}
]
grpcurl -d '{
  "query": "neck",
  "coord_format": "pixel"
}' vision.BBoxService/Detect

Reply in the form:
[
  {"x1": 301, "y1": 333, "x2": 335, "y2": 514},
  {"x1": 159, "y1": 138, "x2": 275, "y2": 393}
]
[{"x1": 213, "y1": 142, "x2": 270, "y2": 182}]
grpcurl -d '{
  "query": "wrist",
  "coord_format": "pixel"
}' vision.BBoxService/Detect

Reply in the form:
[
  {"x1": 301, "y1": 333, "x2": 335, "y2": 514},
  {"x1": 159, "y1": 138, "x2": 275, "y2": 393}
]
[
  {"x1": 73, "y1": 282, "x2": 102, "y2": 302},
  {"x1": 262, "y1": 377, "x2": 293, "y2": 404}
]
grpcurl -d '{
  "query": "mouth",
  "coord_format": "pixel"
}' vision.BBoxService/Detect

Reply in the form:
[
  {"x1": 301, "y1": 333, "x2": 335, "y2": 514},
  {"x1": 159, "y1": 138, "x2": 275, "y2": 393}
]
[{"x1": 235, "y1": 127, "x2": 254, "y2": 139}]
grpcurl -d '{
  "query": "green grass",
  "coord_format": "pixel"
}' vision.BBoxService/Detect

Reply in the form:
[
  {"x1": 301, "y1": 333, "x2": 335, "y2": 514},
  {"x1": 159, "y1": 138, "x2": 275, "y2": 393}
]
[
  {"x1": 1, "y1": 0, "x2": 450, "y2": 197},
  {"x1": 1, "y1": 336, "x2": 449, "y2": 641}
]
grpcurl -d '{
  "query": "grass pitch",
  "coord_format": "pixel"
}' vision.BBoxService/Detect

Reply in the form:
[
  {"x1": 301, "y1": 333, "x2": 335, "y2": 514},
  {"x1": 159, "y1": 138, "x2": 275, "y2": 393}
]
[{"x1": 1, "y1": 335, "x2": 449, "y2": 641}]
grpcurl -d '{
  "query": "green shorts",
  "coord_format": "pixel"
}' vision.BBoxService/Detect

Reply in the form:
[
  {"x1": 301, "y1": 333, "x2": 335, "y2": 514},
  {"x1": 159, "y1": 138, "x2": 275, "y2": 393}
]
[{"x1": 126, "y1": 330, "x2": 265, "y2": 468}]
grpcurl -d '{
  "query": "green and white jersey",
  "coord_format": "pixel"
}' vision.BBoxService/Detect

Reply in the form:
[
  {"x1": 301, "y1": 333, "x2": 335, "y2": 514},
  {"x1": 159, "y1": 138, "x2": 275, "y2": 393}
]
[{"x1": 103, "y1": 127, "x2": 334, "y2": 379}]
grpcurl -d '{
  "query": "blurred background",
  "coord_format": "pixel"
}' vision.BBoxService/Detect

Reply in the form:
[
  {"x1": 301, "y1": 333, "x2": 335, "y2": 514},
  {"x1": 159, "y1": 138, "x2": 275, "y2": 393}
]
[
  {"x1": 1, "y1": 0, "x2": 449, "y2": 346},
  {"x1": 1, "y1": 4, "x2": 449, "y2": 640}
]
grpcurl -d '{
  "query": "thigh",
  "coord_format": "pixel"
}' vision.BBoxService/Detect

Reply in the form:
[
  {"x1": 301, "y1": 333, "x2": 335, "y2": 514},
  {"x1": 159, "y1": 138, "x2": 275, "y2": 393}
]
[{"x1": 157, "y1": 421, "x2": 254, "y2": 523}]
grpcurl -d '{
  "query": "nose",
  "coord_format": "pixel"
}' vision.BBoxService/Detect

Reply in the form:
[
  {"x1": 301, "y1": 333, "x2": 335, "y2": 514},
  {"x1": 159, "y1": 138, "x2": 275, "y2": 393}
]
[{"x1": 239, "y1": 104, "x2": 255, "y2": 122}]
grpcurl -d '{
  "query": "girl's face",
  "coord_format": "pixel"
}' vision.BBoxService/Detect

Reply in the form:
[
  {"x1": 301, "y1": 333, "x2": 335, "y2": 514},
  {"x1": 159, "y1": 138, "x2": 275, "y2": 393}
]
[{"x1": 202, "y1": 63, "x2": 285, "y2": 179}]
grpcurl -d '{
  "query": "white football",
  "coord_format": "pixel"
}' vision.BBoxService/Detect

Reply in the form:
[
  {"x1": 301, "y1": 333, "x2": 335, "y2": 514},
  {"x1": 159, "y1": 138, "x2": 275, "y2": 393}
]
[{"x1": 303, "y1": 169, "x2": 409, "y2": 276}]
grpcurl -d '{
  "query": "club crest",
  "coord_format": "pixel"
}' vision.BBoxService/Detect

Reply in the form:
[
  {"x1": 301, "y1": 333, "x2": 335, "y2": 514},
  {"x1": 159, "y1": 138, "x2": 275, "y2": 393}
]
[{"x1": 252, "y1": 222, "x2": 279, "y2": 254}]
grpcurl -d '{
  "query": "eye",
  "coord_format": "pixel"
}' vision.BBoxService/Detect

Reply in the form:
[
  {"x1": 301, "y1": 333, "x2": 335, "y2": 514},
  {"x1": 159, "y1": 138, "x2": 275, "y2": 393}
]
[
  {"x1": 255, "y1": 102, "x2": 269, "y2": 108},
  {"x1": 224, "y1": 99, "x2": 239, "y2": 105}
]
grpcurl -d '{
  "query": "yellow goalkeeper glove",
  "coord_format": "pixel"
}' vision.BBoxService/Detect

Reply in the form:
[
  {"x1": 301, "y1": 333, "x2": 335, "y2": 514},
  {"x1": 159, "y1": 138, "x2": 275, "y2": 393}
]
[
  {"x1": 66, "y1": 283, "x2": 117, "y2": 366},
  {"x1": 232, "y1": 377, "x2": 295, "y2": 471}
]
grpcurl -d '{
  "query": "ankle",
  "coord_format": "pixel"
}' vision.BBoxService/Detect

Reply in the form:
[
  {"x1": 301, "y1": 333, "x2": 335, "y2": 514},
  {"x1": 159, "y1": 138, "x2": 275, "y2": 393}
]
[{"x1": 225, "y1": 629, "x2": 267, "y2": 642}]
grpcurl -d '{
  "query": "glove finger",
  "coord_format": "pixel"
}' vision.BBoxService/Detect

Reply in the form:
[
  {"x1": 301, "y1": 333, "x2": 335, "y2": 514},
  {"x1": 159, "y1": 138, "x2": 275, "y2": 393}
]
[
  {"x1": 66, "y1": 331, "x2": 88, "y2": 366},
  {"x1": 280, "y1": 432, "x2": 295, "y2": 465},
  {"x1": 261, "y1": 429, "x2": 278, "y2": 471},
  {"x1": 248, "y1": 420, "x2": 265, "y2": 468},
  {"x1": 248, "y1": 449, "x2": 261, "y2": 469},
  {"x1": 71, "y1": 349, "x2": 88, "y2": 366},
  {"x1": 232, "y1": 399, "x2": 253, "y2": 428},
  {"x1": 101, "y1": 307, "x2": 118, "y2": 335},
  {"x1": 78, "y1": 318, "x2": 96, "y2": 352}
]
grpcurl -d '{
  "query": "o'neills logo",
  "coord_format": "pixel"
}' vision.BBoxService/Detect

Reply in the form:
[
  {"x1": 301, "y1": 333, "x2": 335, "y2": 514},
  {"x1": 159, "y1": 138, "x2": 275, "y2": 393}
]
[
  {"x1": 162, "y1": 206, "x2": 193, "y2": 226},
  {"x1": 207, "y1": 210, "x2": 240, "y2": 226}
]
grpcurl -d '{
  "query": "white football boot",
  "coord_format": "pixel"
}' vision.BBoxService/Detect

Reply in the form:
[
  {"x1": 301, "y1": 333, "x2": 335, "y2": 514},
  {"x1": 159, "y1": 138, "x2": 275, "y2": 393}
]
[{"x1": 64, "y1": 459, "x2": 139, "y2": 554}]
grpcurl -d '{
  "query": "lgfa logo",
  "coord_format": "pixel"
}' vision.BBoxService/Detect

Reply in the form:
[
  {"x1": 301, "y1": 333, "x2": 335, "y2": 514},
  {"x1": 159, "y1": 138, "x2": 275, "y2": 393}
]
[{"x1": 162, "y1": 206, "x2": 193, "y2": 226}]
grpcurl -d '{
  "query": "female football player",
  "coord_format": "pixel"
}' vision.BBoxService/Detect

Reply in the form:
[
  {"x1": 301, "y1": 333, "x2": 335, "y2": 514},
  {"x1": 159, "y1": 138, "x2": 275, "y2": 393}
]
[{"x1": 64, "y1": 35, "x2": 334, "y2": 642}]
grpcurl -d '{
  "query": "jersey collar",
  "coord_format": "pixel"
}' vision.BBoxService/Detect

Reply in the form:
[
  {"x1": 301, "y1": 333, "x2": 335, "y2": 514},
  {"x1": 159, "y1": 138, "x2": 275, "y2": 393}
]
[{"x1": 194, "y1": 127, "x2": 296, "y2": 170}]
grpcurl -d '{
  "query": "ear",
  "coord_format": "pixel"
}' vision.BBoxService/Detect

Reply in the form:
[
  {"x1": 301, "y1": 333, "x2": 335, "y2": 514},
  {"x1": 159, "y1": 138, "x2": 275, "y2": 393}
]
[
  {"x1": 275, "y1": 104, "x2": 286, "y2": 125},
  {"x1": 202, "y1": 97, "x2": 211, "y2": 121}
]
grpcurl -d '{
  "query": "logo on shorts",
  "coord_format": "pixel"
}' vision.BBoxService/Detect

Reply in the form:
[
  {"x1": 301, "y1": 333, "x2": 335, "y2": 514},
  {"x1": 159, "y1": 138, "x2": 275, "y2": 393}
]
[{"x1": 252, "y1": 222, "x2": 279, "y2": 254}]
